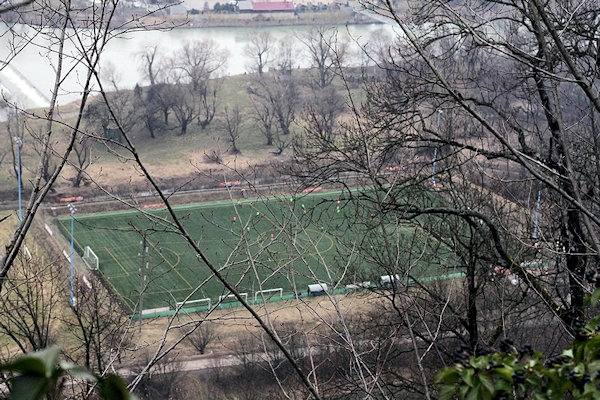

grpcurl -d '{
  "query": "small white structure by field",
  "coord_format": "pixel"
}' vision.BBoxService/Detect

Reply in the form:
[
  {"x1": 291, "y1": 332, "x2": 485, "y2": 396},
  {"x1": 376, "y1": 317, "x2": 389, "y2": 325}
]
[
  {"x1": 308, "y1": 283, "x2": 328, "y2": 296},
  {"x1": 379, "y1": 274, "x2": 400, "y2": 288},
  {"x1": 345, "y1": 281, "x2": 371, "y2": 290}
]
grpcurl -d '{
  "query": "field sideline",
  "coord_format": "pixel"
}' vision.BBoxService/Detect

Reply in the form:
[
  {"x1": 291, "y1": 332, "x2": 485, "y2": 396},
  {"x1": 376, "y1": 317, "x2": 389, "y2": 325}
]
[{"x1": 57, "y1": 190, "x2": 458, "y2": 314}]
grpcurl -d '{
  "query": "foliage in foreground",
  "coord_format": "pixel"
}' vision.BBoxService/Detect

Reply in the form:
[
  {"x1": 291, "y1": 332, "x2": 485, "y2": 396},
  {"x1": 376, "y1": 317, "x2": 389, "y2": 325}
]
[
  {"x1": 437, "y1": 291, "x2": 600, "y2": 400},
  {"x1": 0, "y1": 346, "x2": 136, "y2": 400}
]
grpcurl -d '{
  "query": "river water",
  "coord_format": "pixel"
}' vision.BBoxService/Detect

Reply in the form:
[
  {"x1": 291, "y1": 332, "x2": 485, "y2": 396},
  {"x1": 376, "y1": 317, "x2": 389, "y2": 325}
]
[{"x1": 0, "y1": 23, "x2": 395, "y2": 108}]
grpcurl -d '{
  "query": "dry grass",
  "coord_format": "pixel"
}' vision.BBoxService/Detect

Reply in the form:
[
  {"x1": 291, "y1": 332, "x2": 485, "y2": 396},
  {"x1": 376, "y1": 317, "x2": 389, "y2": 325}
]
[
  {"x1": 0, "y1": 211, "x2": 16, "y2": 248},
  {"x1": 131, "y1": 292, "x2": 380, "y2": 361}
]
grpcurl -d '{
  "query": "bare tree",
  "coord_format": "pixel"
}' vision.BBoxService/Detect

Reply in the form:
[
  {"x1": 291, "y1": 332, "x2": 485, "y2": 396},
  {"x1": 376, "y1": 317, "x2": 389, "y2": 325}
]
[
  {"x1": 298, "y1": 26, "x2": 349, "y2": 88},
  {"x1": 96, "y1": 84, "x2": 323, "y2": 400},
  {"x1": 300, "y1": 85, "x2": 345, "y2": 149},
  {"x1": 5, "y1": 107, "x2": 24, "y2": 178},
  {"x1": 71, "y1": 134, "x2": 94, "y2": 187},
  {"x1": 84, "y1": 93, "x2": 136, "y2": 140},
  {"x1": 249, "y1": 96, "x2": 275, "y2": 146},
  {"x1": 10, "y1": 1, "x2": 589, "y2": 399},
  {"x1": 244, "y1": 31, "x2": 274, "y2": 75},
  {"x1": 273, "y1": 37, "x2": 296, "y2": 75},
  {"x1": 169, "y1": 40, "x2": 227, "y2": 130},
  {"x1": 197, "y1": 77, "x2": 223, "y2": 129},
  {"x1": 150, "y1": 83, "x2": 178, "y2": 126},
  {"x1": 134, "y1": 353, "x2": 185, "y2": 400},
  {"x1": 247, "y1": 73, "x2": 298, "y2": 138},
  {"x1": 272, "y1": 130, "x2": 289, "y2": 156},
  {"x1": 170, "y1": 85, "x2": 199, "y2": 135},
  {"x1": 133, "y1": 84, "x2": 165, "y2": 139},
  {"x1": 65, "y1": 279, "x2": 132, "y2": 375},
  {"x1": 0, "y1": 252, "x2": 60, "y2": 354},
  {"x1": 29, "y1": 127, "x2": 57, "y2": 187},
  {"x1": 219, "y1": 105, "x2": 243, "y2": 154},
  {"x1": 138, "y1": 45, "x2": 163, "y2": 86},
  {"x1": 172, "y1": 40, "x2": 227, "y2": 93},
  {"x1": 184, "y1": 322, "x2": 216, "y2": 354}
]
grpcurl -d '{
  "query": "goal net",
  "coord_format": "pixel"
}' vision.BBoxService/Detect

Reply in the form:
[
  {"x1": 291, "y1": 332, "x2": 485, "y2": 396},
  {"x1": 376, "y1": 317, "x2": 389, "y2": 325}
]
[
  {"x1": 82, "y1": 246, "x2": 99, "y2": 270},
  {"x1": 254, "y1": 288, "x2": 283, "y2": 301},
  {"x1": 176, "y1": 298, "x2": 211, "y2": 310},
  {"x1": 218, "y1": 293, "x2": 247, "y2": 304}
]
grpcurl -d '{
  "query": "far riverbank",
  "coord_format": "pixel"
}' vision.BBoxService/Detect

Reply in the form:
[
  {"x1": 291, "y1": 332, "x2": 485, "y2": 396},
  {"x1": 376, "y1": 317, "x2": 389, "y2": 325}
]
[
  {"x1": 148, "y1": 9, "x2": 381, "y2": 30},
  {"x1": 0, "y1": 23, "x2": 393, "y2": 108},
  {"x1": 1, "y1": 3, "x2": 382, "y2": 31}
]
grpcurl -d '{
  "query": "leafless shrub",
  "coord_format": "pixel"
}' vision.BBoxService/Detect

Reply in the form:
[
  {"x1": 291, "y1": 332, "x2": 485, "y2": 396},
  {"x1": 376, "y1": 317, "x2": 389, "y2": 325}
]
[
  {"x1": 185, "y1": 322, "x2": 216, "y2": 355},
  {"x1": 203, "y1": 149, "x2": 223, "y2": 164}
]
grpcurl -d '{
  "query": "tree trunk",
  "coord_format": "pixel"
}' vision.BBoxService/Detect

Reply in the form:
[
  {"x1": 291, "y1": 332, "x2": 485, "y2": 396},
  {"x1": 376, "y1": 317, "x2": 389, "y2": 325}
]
[
  {"x1": 565, "y1": 203, "x2": 587, "y2": 326},
  {"x1": 180, "y1": 119, "x2": 188, "y2": 135},
  {"x1": 73, "y1": 171, "x2": 83, "y2": 187},
  {"x1": 146, "y1": 121, "x2": 155, "y2": 138}
]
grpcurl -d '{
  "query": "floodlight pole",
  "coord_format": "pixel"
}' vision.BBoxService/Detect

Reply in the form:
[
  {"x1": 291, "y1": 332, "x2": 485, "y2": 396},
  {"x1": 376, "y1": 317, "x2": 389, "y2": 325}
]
[
  {"x1": 68, "y1": 203, "x2": 77, "y2": 307},
  {"x1": 139, "y1": 232, "x2": 148, "y2": 333},
  {"x1": 14, "y1": 137, "x2": 22, "y2": 221},
  {"x1": 432, "y1": 109, "x2": 442, "y2": 185}
]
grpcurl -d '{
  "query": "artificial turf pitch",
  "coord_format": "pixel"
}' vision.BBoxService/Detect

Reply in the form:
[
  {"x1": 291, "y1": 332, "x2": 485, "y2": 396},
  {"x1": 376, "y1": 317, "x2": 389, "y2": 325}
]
[{"x1": 57, "y1": 191, "x2": 457, "y2": 313}]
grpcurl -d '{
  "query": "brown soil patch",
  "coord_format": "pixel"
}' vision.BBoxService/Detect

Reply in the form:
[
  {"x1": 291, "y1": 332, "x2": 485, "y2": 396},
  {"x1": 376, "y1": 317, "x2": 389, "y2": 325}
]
[{"x1": 130, "y1": 291, "x2": 380, "y2": 363}]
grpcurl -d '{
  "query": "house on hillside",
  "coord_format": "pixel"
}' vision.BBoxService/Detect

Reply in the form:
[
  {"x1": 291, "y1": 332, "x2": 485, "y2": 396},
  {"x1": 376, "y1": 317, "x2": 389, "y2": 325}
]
[{"x1": 237, "y1": 0, "x2": 295, "y2": 13}]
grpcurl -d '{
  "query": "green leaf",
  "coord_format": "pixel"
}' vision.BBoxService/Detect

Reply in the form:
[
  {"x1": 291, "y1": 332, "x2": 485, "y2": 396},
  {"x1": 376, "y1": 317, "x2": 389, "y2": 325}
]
[
  {"x1": 1, "y1": 347, "x2": 60, "y2": 378},
  {"x1": 436, "y1": 368, "x2": 461, "y2": 384},
  {"x1": 59, "y1": 361, "x2": 97, "y2": 382},
  {"x1": 32, "y1": 347, "x2": 60, "y2": 377},
  {"x1": 584, "y1": 289, "x2": 600, "y2": 306},
  {"x1": 459, "y1": 384, "x2": 469, "y2": 398},
  {"x1": 97, "y1": 374, "x2": 137, "y2": 400},
  {"x1": 494, "y1": 366, "x2": 514, "y2": 382},
  {"x1": 494, "y1": 379, "x2": 512, "y2": 393},
  {"x1": 584, "y1": 336, "x2": 600, "y2": 361},
  {"x1": 9, "y1": 375, "x2": 49, "y2": 400},
  {"x1": 471, "y1": 357, "x2": 488, "y2": 369},
  {"x1": 479, "y1": 374, "x2": 495, "y2": 395},
  {"x1": 562, "y1": 349, "x2": 574, "y2": 360},
  {"x1": 463, "y1": 369, "x2": 475, "y2": 387},
  {"x1": 438, "y1": 384, "x2": 456, "y2": 400},
  {"x1": 466, "y1": 383, "x2": 481, "y2": 400}
]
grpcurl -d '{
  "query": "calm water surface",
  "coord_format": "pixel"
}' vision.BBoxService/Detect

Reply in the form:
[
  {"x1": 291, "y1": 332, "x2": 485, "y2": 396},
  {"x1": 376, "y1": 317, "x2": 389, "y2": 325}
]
[{"x1": 0, "y1": 23, "x2": 394, "y2": 106}]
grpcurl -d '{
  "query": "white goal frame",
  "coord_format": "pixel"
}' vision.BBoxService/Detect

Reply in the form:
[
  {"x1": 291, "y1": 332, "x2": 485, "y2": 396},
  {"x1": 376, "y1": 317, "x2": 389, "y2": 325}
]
[
  {"x1": 176, "y1": 298, "x2": 211, "y2": 310},
  {"x1": 254, "y1": 288, "x2": 283, "y2": 301},
  {"x1": 82, "y1": 246, "x2": 99, "y2": 270},
  {"x1": 218, "y1": 293, "x2": 247, "y2": 304}
]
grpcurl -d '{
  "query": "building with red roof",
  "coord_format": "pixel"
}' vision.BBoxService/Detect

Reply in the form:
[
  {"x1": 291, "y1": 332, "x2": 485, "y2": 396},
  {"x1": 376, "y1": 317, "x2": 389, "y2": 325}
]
[{"x1": 237, "y1": 0, "x2": 295, "y2": 12}]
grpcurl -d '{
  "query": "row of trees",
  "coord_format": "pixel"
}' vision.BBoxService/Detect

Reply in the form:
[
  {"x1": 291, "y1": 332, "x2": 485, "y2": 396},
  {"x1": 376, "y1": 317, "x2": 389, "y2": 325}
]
[
  {"x1": 70, "y1": 27, "x2": 351, "y2": 184},
  {"x1": 87, "y1": 40, "x2": 226, "y2": 138}
]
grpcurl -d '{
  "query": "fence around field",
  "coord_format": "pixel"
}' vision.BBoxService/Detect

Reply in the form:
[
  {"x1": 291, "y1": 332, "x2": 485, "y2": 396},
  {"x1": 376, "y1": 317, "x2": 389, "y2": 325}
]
[{"x1": 135, "y1": 271, "x2": 468, "y2": 320}]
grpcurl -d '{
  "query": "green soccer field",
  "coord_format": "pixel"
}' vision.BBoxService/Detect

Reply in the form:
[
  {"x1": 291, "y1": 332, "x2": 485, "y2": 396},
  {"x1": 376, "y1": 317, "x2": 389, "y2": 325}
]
[{"x1": 57, "y1": 190, "x2": 458, "y2": 314}]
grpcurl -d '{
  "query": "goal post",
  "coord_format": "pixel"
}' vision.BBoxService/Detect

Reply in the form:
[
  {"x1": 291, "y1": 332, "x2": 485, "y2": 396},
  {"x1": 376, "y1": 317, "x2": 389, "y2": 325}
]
[
  {"x1": 176, "y1": 298, "x2": 211, "y2": 310},
  {"x1": 218, "y1": 293, "x2": 248, "y2": 304},
  {"x1": 254, "y1": 288, "x2": 283, "y2": 301},
  {"x1": 82, "y1": 246, "x2": 99, "y2": 271}
]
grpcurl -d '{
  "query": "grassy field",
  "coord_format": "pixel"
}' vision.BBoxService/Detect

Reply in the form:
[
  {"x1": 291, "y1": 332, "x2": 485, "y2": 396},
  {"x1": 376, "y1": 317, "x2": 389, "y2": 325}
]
[{"x1": 57, "y1": 190, "x2": 458, "y2": 313}]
